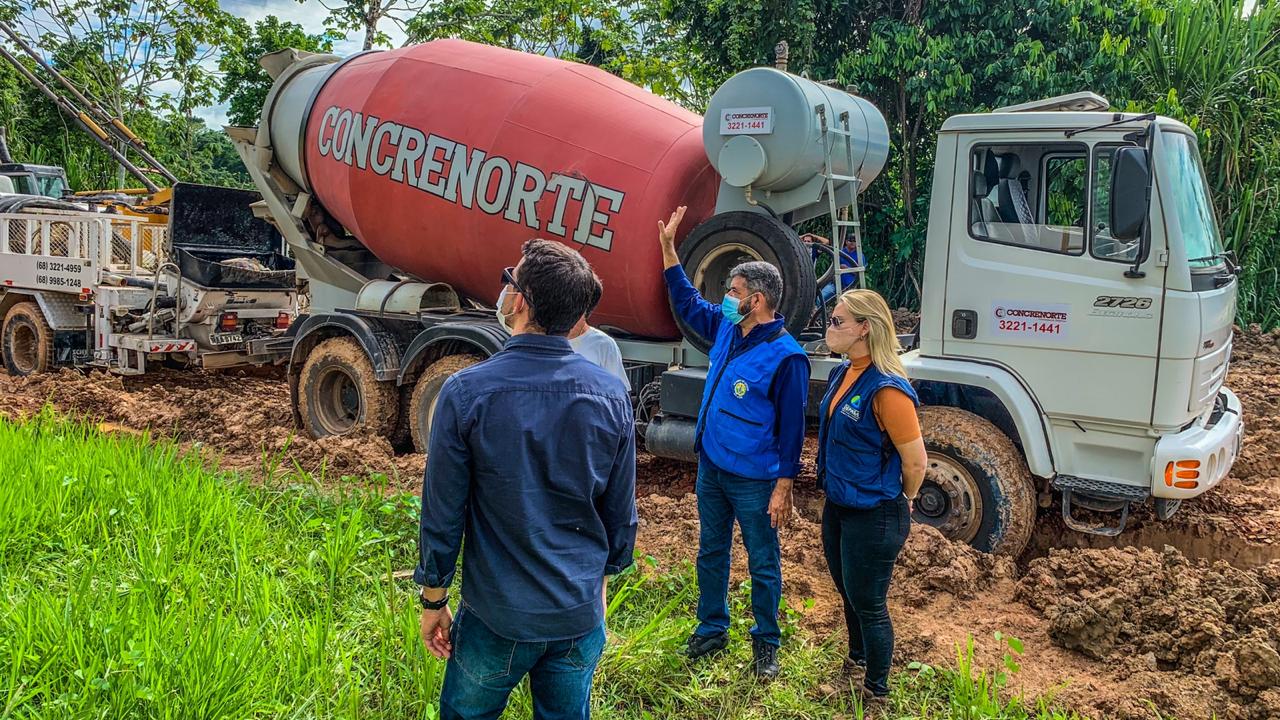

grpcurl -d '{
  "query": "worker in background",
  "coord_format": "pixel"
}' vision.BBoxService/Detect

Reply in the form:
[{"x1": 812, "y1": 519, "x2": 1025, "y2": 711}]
[
  {"x1": 568, "y1": 280, "x2": 631, "y2": 390},
  {"x1": 415, "y1": 239, "x2": 637, "y2": 720},
  {"x1": 815, "y1": 288, "x2": 927, "y2": 708},
  {"x1": 657, "y1": 206, "x2": 810, "y2": 680}
]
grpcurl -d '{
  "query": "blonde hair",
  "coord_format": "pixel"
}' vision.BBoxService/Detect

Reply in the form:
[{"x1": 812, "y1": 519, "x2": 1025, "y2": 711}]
[{"x1": 836, "y1": 289, "x2": 908, "y2": 379}]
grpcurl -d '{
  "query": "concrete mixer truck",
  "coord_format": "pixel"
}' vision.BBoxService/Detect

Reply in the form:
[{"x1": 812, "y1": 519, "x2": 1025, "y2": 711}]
[{"x1": 228, "y1": 40, "x2": 1242, "y2": 557}]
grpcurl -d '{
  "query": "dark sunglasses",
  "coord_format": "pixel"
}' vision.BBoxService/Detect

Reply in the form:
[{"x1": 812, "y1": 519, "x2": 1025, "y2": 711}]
[
  {"x1": 829, "y1": 315, "x2": 867, "y2": 328},
  {"x1": 501, "y1": 266, "x2": 533, "y2": 304}
]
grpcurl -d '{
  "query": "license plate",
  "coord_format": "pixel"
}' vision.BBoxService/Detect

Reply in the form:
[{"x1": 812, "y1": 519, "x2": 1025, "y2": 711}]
[{"x1": 210, "y1": 332, "x2": 244, "y2": 345}]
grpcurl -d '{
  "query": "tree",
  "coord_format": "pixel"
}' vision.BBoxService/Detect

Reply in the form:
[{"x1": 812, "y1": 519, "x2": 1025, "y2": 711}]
[
  {"x1": 1126, "y1": 0, "x2": 1280, "y2": 325},
  {"x1": 405, "y1": 0, "x2": 715, "y2": 107},
  {"x1": 407, "y1": 0, "x2": 628, "y2": 57},
  {"x1": 1, "y1": 0, "x2": 237, "y2": 186},
  {"x1": 310, "y1": 0, "x2": 429, "y2": 50},
  {"x1": 219, "y1": 16, "x2": 336, "y2": 128}
]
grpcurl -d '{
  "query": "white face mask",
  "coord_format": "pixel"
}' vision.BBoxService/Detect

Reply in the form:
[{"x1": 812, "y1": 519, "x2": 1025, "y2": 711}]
[{"x1": 495, "y1": 286, "x2": 514, "y2": 333}]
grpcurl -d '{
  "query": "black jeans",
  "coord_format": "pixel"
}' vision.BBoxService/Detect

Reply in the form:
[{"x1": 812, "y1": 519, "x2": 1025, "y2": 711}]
[{"x1": 820, "y1": 495, "x2": 910, "y2": 696}]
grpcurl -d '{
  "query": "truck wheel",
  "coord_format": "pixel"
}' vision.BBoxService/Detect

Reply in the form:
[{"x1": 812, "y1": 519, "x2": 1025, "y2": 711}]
[
  {"x1": 916, "y1": 406, "x2": 1036, "y2": 556},
  {"x1": 297, "y1": 337, "x2": 397, "y2": 439},
  {"x1": 676, "y1": 211, "x2": 816, "y2": 354},
  {"x1": 385, "y1": 385, "x2": 415, "y2": 453},
  {"x1": 408, "y1": 354, "x2": 481, "y2": 453},
  {"x1": 2, "y1": 302, "x2": 54, "y2": 376}
]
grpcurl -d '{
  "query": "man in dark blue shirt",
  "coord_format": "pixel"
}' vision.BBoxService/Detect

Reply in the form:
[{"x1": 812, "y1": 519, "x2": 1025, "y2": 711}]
[
  {"x1": 415, "y1": 239, "x2": 637, "y2": 720},
  {"x1": 658, "y1": 206, "x2": 810, "y2": 680}
]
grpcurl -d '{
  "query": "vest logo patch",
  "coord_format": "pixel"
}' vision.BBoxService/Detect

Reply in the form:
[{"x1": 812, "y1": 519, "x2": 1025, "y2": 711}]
[
  {"x1": 840, "y1": 394, "x2": 863, "y2": 421},
  {"x1": 733, "y1": 380, "x2": 748, "y2": 398}
]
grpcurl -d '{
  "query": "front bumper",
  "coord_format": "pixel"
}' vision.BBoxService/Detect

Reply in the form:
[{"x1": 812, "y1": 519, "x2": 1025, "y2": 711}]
[{"x1": 1151, "y1": 387, "x2": 1244, "y2": 500}]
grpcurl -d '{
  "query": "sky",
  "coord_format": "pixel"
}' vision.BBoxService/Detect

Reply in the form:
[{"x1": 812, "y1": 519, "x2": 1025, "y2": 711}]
[{"x1": 193, "y1": 0, "x2": 409, "y2": 127}]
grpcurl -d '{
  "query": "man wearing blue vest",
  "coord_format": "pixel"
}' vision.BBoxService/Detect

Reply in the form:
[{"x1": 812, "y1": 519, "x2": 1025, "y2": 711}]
[{"x1": 658, "y1": 206, "x2": 810, "y2": 680}]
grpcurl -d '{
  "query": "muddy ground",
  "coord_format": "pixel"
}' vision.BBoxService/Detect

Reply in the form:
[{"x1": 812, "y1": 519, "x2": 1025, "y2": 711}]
[{"x1": 3, "y1": 327, "x2": 1280, "y2": 719}]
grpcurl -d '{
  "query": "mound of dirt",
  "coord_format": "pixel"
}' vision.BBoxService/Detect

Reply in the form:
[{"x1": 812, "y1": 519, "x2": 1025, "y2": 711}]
[
  {"x1": 1018, "y1": 544, "x2": 1280, "y2": 716},
  {"x1": 895, "y1": 523, "x2": 1018, "y2": 601},
  {"x1": 0, "y1": 368, "x2": 422, "y2": 484},
  {"x1": 1226, "y1": 325, "x2": 1280, "y2": 492},
  {"x1": 892, "y1": 308, "x2": 919, "y2": 333}
]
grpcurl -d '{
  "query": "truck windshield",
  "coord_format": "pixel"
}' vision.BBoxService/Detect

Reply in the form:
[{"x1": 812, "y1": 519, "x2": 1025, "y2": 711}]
[
  {"x1": 36, "y1": 174, "x2": 66, "y2": 198},
  {"x1": 1158, "y1": 131, "x2": 1225, "y2": 270}
]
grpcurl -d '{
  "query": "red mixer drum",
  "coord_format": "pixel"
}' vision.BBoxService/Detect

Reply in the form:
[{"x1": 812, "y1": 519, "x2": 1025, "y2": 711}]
[{"x1": 283, "y1": 39, "x2": 718, "y2": 339}]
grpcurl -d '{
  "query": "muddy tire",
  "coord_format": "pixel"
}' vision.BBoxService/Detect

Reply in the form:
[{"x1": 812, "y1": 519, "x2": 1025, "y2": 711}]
[
  {"x1": 409, "y1": 354, "x2": 482, "y2": 453},
  {"x1": 297, "y1": 336, "x2": 397, "y2": 439},
  {"x1": 2, "y1": 302, "x2": 54, "y2": 376},
  {"x1": 916, "y1": 405, "x2": 1036, "y2": 556},
  {"x1": 385, "y1": 384, "x2": 415, "y2": 453}
]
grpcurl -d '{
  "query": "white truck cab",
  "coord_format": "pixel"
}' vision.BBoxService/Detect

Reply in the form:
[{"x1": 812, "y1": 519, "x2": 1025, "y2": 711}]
[{"x1": 906, "y1": 94, "x2": 1242, "y2": 542}]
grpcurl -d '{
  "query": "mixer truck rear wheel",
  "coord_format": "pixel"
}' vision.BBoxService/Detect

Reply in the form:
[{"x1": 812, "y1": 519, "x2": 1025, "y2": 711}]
[
  {"x1": 676, "y1": 211, "x2": 816, "y2": 354},
  {"x1": 2, "y1": 302, "x2": 54, "y2": 376},
  {"x1": 297, "y1": 337, "x2": 398, "y2": 440},
  {"x1": 917, "y1": 406, "x2": 1036, "y2": 556},
  {"x1": 409, "y1": 353, "x2": 483, "y2": 453}
]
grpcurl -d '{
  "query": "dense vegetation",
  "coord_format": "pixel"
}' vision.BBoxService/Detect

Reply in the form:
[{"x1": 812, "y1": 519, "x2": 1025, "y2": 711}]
[{"x1": 0, "y1": 0, "x2": 1275, "y2": 324}]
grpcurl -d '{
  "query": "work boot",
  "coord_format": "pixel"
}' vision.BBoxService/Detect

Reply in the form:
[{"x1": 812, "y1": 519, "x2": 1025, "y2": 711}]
[
  {"x1": 751, "y1": 639, "x2": 780, "y2": 680},
  {"x1": 854, "y1": 684, "x2": 889, "y2": 718},
  {"x1": 685, "y1": 631, "x2": 729, "y2": 660},
  {"x1": 840, "y1": 656, "x2": 867, "y2": 682}
]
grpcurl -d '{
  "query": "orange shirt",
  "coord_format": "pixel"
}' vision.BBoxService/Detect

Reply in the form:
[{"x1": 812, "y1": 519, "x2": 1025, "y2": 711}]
[{"x1": 826, "y1": 356, "x2": 921, "y2": 445}]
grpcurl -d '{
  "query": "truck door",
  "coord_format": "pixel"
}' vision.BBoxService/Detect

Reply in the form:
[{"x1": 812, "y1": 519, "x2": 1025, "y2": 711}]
[{"x1": 941, "y1": 135, "x2": 1167, "y2": 436}]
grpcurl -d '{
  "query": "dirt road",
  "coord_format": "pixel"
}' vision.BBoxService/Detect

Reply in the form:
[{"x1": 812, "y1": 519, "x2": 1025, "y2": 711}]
[{"x1": 2, "y1": 328, "x2": 1278, "y2": 719}]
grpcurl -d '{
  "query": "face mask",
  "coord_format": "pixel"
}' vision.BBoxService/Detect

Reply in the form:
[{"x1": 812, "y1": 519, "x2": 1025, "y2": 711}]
[
  {"x1": 721, "y1": 294, "x2": 747, "y2": 325},
  {"x1": 496, "y1": 286, "x2": 514, "y2": 333}
]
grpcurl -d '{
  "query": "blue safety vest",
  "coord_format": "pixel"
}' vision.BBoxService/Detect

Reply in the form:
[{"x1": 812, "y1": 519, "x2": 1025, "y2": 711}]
[
  {"x1": 816, "y1": 361, "x2": 919, "y2": 509},
  {"x1": 696, "y1": 323, "x2": 806, "y2": 480}
]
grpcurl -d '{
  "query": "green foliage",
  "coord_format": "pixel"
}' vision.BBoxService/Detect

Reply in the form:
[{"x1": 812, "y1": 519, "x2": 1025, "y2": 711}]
[
  {"x1": 1125, "y1": 0, "x2": 1280, "y2": 327},
  {"x1": 0, "y1": 411, "x2": 1097, "y2": 719},
  {"x1": 405, "y1": 0, "x2": 714, "y2": 106},
  {"x1": 3, "y1": 0, "x2": 237, "y2": 117},
  {"x1": 219, "y1": 16, "x2": 336, "y2": 128},
  {"x1": 0, "y1": 2, "x2": 247, "y2": 190}
]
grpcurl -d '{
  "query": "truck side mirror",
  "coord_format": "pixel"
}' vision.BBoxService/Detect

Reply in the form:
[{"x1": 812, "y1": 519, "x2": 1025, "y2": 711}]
[{"x1": 1109, "y1": 147, "x2": 1150, "y2": 241}]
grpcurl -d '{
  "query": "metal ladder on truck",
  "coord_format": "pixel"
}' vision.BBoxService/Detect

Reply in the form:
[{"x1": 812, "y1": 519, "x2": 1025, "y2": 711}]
[{"x1": 816, "y1": 103, "x2": 867, "y2": 292}]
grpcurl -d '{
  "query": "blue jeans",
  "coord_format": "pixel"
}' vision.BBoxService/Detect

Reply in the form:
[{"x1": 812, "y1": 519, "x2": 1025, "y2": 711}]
[
  {"x1": 440, "y1": 605, "x2": 607, "y2": 720},
  {"x1": 694, "y1": 462, "x2": 783, "y2": 646},
  {"x1": 821, "y1": 496, "x2": 910, "y2": 696}
]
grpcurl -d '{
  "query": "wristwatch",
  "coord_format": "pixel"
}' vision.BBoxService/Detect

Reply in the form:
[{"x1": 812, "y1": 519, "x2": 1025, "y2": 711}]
[{"x1": 419, "y1": 589, "x2": 448, "y2": 611}]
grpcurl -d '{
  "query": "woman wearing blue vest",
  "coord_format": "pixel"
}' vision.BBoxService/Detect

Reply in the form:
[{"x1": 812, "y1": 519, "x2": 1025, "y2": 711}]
[{"x1": 817, "y1": 289, "x2": 927, "y2": 705}]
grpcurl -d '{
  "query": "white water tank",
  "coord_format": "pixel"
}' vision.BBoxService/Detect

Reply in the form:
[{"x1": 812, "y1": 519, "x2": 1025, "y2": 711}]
[{"x1": 703, "y1": 68, "x2": 889, "y2": 194}]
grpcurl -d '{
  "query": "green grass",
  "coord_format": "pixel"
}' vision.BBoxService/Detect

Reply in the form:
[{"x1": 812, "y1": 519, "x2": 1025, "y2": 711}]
[{"x1": 0, "y1": 410, "x2": 1089, "y2": 719}]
